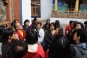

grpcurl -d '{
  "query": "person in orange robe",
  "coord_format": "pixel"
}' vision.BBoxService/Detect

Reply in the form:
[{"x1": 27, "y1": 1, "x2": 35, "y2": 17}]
[{"x1": 14, "y1": 22, "x2": 26, "y2": 41}]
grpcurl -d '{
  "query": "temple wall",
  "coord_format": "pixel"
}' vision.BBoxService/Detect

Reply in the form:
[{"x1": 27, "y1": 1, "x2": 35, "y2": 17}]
[
  {"x1": 0, "y1": 0, "x2": 6, "y2": 22},
  {"x1": 31, "y1": 0, "x2": 52, "y2": 20}
]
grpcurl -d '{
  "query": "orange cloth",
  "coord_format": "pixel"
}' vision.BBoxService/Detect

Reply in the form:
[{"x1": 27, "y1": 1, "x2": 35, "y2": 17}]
[{"x1": 14, "y1": 30, "x2": 26, "y2": 40}]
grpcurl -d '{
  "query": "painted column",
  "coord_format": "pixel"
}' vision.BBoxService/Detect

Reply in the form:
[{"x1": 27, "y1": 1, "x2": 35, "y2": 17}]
[
  {"x1": 75, "y1": 0, "x2": 79, "y2": 11},
  {"x1": 6, "y1": 0, "x2": 11, "y2": 21},
  {"x1": 54, "y1": 0, "x2": 58, "y2": 11},
  {"x1": 14, "y1": 0, "x2": 20, "y2": 22}
]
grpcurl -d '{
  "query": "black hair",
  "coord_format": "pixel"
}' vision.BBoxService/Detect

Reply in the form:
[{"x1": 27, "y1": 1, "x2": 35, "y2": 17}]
[
  {"x1": 46, "y1": 19, "x2": 50, "y2": 22},
  {"x1": 45, "y1": 22, "x2": 50, "y2": 29},
  {"x1": 69, "y1": 20, "x2": 73, "y2": 25},
  {"x1": 11, "y1": 40, "x2": 28, "y2": 58},
  {"x1": 72, "y1": 29, "x2": 87, "y2": 43},
  {"x1": 26, "y1": 30, "x2": 38, "y2": 44},
  {"x1": 33, "y1": 17, "x2": 37, "y2": 22},
  {"x1": 0, "y1": 25, "x2": 5, "y2": 36},
  {"x1": 50, "y1": 22, "x2": 56, "y2": 29},
  {"x1": 11, "y1": 20, "x2": 18, "y2": 26},
  {"x1": 11, "y1": 20, "x2": 18, "y2": 30},
  {"x1": 55, "y1": 20, "x2": 60, "y2": 28},
  {"x1": 74, "y1": 22, "x2": 84, "y2": 29},
  {"x1": 0, "y1": 26, "x2": 5, "y2": 42},
  {"x1": 48, "y1": 34, "x2": 69, "y2": 58},
  {"x1": 55, "y1": 27, "x2": 63, "y2": 35},
  {"x1": 36, "y1": 22, "x2": 42, "y2": 26},
  {"x1": 24, "y1": 19, "x2": 30, "y2": 25},
  {"x1": 84, "y1": 21, "x2": 87, "y2": 24},
  {"x1": 1, "y1": 28, "x2": 14, "y2": 42}
]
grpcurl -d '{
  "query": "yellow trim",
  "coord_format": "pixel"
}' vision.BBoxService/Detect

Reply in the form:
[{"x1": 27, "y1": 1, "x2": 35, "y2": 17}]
[
  {"x1": 75, "y1": 0, "x2": 79, "y2": 11},
  {"x1": 54, "y1": 0, "x2": 58, "y2": 11}
]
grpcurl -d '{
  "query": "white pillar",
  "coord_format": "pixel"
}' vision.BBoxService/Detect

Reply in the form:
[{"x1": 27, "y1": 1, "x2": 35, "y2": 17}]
[{"x1": 22, "y1": 0, "x2": 31, "y2": 25}]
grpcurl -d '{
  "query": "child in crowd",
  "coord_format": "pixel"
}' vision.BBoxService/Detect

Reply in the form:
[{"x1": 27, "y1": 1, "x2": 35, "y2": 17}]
[{"x1": 24, "y1": 30, "x2": 45, "y2": 58}]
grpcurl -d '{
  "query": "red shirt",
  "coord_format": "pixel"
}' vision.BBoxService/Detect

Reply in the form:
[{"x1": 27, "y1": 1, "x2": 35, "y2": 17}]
[
  {"x1": 14, "y1": 30, "x2": 26, "y2": 40},
  {"x1": 65, "y1": 25, "x2": 71, "y2": 35},
  {"x1": 23, "y1": 45, "x2": 45, "y2": 58}
]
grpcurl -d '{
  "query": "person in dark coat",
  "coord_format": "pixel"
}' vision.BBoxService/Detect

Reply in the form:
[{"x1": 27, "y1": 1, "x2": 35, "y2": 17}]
[
  {"x1": 44, "y1": 23, "x2": 56, "y2": 50},
  {"x1": 1, "y1": 28, "x2": 14, "y2": 58},
  {"x1": 22, "y1": 19, "x2": 30, "y2": 32},
  {"x1": 42, "y1": 19, "x2": 50, "y2": 29},
  {"x1": 10, "y1": 40, "x2": 28, "y2": 58},
  {"x1": 48, "y1": 34, "x2": 69, "y2": 58},
  {"x1": 30, "y1": 17, "x2": 40, "y2": 29},
  {"x1": 84, "y1": 21, "x2": 87, "y2": 30},
  {"x1": 0, "y1": 25, "x2": 5, "y2": 57},
  {"x1": 43, "y1": 22, "x2": 50, "y2": 34}
]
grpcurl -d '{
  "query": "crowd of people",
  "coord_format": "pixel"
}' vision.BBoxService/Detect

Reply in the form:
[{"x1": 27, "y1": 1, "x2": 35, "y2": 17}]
[{"x1": 0, "y1": 17, "x2": 87, "y2": 58}]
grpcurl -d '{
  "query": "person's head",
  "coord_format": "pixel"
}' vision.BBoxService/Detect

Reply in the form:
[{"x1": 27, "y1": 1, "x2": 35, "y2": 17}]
[
  {"x1": 33, "y1": 17, "x2": 39, "y2": 24},
  {"x1": 55, "y1": 28, "x2": 59, "y2": 34},
  {"x1": 72, "y1": 29, "x2": 87, "y2": 44},
  {"x1": 50, "y1": 22, "x2": 55, "y2": 30},
  {"x1": 1, "y1": 28, "x2": 14, "y2": 42},
  {"x1": 11, "y1": 20, "x2": 18, "y2": 27},
  {"x1": 46, "y1": 19, "x2": 50, "y2": 23},
  {"x1": 11, "y1": 40, "x2": 28, "y2": 58},
  {"x1": 48, "y1": 34, "x2": 69, "y2": 58},
  {"x1": 69, "y1": 20, "x2": 73, "y2": 25},
  {"x1": 24, "y1": 19, "x2": 30, "y2": 26},
  {"x1": 84, "y1": 21, "x2": 87, "y2": 29},
  {"x1": 36, "y1": 22, "x2": 42, "y2": 30},
  {"x1": 0, "y1": 25, "x2": 5, "y2": 36},
  {"x1": 11, "y1": 20, "x2": 18, "y2": 30},
  {"x1": 55, "y1": 27, "x2": 63, "y2": 35},
  {"x1": 70, "y1": 21, "x2": 76, "y2": 29},
  {"x1": 14, "y1": 22, "x2": 23, "y2": 30},
  {"x1": 74, "y1": 22, "x2": 84, "y2": 30},
  {"x1": 55, "y1": 20, "x2": 60, "y2": 28},
  {"x1": 26, "y1": 30, "x2": 38, "y2": 45},
  {"x1": 45, "y1": 22, "x2": 50, "y2": 29},
  {"x1": 0, "y1": 26, "x2": 5, "y2": 42}
]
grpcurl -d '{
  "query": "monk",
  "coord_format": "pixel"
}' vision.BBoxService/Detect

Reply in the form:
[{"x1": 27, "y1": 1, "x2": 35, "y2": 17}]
[{"x1": 14, "y1": 22, "x2": 26, "y2": 41}]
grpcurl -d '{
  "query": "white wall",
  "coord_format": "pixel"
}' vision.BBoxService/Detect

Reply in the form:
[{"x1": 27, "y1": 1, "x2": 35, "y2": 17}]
[
  {"x1": 40, "y1": 0, "x2": 52, "y2": 20},
  {"x1": 31, "y1": 0, "x2": 52, "y2": 20},
  {"x1": 22, "y1": 0, "x2": 31, "y2": 24},
  {"x1": 50, "y1": 18, "x2": 87, "y2": 24}
]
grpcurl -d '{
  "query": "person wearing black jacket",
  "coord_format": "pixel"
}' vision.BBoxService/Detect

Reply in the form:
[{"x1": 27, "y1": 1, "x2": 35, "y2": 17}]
[
  {"x1": 48, "y1": 34, "x2": 69, "y2": 58},
  {"x1": 1, "y1": 28, "x2": 14, "y2": 58},
  {"x1": 30, "y1": 17, "x2": 39, "y2": 30},
  {"x1": 44, "y1": 23, "x2": 55, "y2": 51},
  {"x1": 22, "y1": 19, "x2": 30, "y2": 32}
]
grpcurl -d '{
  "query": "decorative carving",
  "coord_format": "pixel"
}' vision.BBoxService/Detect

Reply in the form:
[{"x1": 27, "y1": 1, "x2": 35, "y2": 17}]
[{"x1": 0, "y1": 0, "x2": 6, "y2": 22}]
